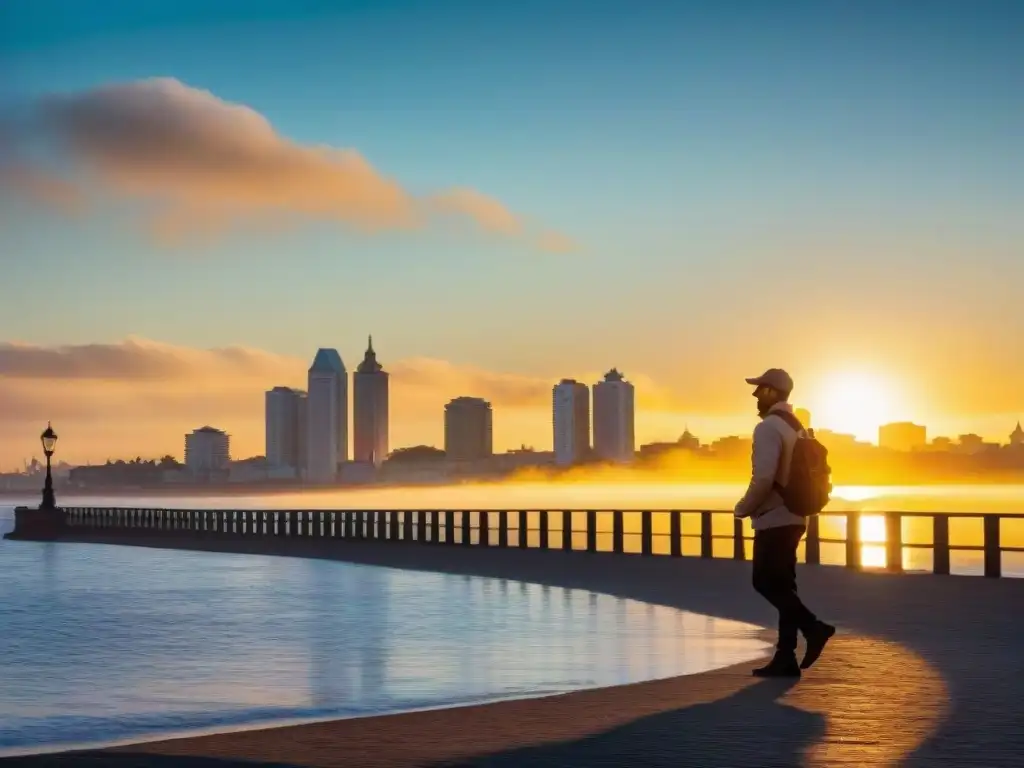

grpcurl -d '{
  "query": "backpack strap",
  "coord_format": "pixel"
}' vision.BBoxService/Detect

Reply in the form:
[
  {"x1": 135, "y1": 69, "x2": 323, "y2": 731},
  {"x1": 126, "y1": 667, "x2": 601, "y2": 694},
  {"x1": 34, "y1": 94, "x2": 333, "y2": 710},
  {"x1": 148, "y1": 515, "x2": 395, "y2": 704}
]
[
  {"x1": 770, "y1": 410, "x2": 804, "y2": 495},
  {"x1": 770, "y1": 409, "x2": 805, "y2": 435}
]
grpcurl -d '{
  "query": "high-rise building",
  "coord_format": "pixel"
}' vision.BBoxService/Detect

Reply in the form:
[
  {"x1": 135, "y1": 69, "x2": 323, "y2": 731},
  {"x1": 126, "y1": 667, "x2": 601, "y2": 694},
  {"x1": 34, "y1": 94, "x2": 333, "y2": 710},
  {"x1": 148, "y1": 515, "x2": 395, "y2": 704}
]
[
  {"x1": 305, "y1": 348, "x2": 347, "y2": 483},
  {"x1": 878, "y1": 422, "x2": 927, "y2": 452},
  {"x1": 553, "y1": 378, "x2": 590, "y2": 466},
  {"x1": 444, "y1": 397, "x2": 493, "y2": 461},
  {"x1": 592, "y1": 368, "x2": 635, "y2": 463},
  {"x1": 184, "y1": 426, "x2": 230, "y2": 475},
  {"x1": 265, "y1": 386, "x2": 307, "y2": 472},
  {"x1": 353, "y1": 336, "x2": 389, "y2": 466}
]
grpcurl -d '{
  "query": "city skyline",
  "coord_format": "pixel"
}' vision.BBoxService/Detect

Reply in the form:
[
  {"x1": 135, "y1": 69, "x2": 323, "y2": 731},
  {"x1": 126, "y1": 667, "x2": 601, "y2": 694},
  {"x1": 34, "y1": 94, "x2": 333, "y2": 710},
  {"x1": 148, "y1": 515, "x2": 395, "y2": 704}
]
[
  {"x1": 1, "y1": 333, "x2": 1023, "y2": 469},
  {"x1": 1, "y1": 2, "x2": 1023, "y2": 465}
]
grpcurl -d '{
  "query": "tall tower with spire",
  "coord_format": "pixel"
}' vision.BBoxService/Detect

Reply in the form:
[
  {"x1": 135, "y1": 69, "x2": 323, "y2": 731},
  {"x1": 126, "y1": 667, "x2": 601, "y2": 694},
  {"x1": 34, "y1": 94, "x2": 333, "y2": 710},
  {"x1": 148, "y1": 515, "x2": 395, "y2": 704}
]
[{"x1": 353, "y1": 336, "x2": 389, "y2": 466}]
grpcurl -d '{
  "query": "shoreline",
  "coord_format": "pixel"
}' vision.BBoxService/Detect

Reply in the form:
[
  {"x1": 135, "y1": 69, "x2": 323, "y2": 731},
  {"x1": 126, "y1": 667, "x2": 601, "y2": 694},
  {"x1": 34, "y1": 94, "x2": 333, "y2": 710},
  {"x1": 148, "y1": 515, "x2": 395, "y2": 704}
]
[
  {"x1": 8, "y1": 530, "x2": 1024, "y2": 766},
  {"x1": 2, "y1": 533, "x2": 773, "y2": 764}
]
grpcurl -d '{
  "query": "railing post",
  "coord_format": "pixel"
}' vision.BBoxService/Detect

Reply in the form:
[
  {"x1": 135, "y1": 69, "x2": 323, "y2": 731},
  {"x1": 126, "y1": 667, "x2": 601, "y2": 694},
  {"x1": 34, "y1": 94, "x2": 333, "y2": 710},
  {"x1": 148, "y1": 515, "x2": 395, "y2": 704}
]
[
  {"x1": 518, "y1": 511, "x2": 528, "y2": 548},
  {"x1": 733, "y1": 517, "x2": 745, "y2": 560},
  {"x1": 461, "y1": 511, "x2": 472, "y2": 546},
  {"x1": 432, "y1": 510, "x2": 441, "y2": 543},
  {"x1": 404, "y1": 510, "x2": 414, "y2": 541},
  {"x1": 446, "y1": 510, "x2": 456, "y2": 545},
  {"x1": 670, "y1": 511, "x2": 682, "y2": 557},
  {"x1": 538, "y1": 510, "x2": 549, "y2": 549},
  {"x1": 479, "y1": 511, "x2": 490, "y2": 547},
  {"x1": 700, "y1": 511, "x2": 713, "y2": 558},
  {"x1": 805, "y1": 516, "x2": 821, "y2": 565},
  {"x1": 641, "y1": 511, "x2": 653, "y2": 556},
  {"x1": 498, "y1": 510, "x2": 508, "y2": 547},
  {"x1": 562, "y1": 510, "x2": 573, "y2": 551},
  {"x1": 612, "y1": 511, "x2": 624, "y2": 554},
  {"x1": 886, "y1": 512, "x2": 903, "y2": 573},
  {"x1": 933, "y1": 515, "x2": 950, "y2": 575},
  {"x1": 846, "y1": 511, "x2": 861, "y2": 570},
  {"x1": 586, "y1": 510, "x2": 597, "y2": 552},
  {"x1": 984, "y1": 515, "x2": 1001, "y2": 578}
]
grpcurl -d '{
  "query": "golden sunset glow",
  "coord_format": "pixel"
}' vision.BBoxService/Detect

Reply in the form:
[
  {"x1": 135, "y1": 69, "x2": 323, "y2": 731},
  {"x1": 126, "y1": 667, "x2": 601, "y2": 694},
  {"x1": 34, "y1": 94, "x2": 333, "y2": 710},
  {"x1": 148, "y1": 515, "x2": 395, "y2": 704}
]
[{"x1": 809, "y1": 371, "x2": 905, "y2": 443}]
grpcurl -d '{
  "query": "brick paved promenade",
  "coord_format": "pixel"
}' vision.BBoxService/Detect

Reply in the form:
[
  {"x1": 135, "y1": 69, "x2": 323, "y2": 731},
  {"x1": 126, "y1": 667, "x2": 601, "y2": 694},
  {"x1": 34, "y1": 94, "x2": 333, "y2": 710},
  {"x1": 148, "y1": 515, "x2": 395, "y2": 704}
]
[{"x1": 8, "y1": 533, "x2": 1023, "y2": 767}]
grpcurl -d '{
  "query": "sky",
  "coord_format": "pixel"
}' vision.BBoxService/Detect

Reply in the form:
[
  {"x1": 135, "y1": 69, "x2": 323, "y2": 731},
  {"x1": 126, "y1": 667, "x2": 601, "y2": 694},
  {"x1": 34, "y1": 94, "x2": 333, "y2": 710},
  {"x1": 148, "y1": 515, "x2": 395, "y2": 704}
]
[{"x1": 0, "y1": 0, "x2": 1022, "y2": 466}]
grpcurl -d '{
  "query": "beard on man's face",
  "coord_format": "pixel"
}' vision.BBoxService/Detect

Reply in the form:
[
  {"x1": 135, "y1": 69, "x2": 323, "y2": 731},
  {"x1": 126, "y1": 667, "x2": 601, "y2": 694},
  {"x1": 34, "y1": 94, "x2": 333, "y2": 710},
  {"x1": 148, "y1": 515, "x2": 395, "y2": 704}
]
[{"x1": 756, "y1": 396, "x2": 774, "y2": 417}]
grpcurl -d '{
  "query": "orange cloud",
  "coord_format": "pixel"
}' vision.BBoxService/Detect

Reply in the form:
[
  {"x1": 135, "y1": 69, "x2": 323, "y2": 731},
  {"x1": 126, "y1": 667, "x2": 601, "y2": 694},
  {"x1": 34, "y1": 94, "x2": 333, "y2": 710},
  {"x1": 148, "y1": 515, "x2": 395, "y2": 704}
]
[
  {"x1": 429, "y1": 188, "x2": 522, "y2": 235},
  {"x1": 5, "y1": 78, "x2": 574, "y2": 250},
  {"x1": 0, "y1": 165, "x2": 87, "y2": 215},
  {"x1": 535, "y1": 230, "x2": 580, "y2": 254}
]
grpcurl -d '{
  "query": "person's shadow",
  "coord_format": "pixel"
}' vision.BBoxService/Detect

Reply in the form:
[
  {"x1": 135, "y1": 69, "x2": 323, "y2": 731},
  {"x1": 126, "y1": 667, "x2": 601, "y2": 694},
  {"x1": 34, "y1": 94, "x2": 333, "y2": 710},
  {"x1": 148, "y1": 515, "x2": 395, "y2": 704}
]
[{"x1": 431, "y1": 678, "x2": 824, "y2": 768}]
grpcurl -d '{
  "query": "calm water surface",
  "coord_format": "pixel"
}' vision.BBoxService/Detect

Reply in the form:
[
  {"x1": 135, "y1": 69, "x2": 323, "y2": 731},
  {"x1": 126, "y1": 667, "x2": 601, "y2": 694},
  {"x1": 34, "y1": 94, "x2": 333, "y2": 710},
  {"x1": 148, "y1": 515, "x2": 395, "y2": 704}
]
[{"x1": 0, "y1": 508, "x2": 769, "y2": 757}]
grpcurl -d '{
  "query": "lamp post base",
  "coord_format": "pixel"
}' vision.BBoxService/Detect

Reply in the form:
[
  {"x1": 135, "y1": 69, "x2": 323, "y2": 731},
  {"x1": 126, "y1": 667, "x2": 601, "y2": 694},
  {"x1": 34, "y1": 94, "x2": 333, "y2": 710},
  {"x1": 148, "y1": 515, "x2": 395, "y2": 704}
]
[{"x1": 4, "y1": 506, "x2": 67, "y2": 541}]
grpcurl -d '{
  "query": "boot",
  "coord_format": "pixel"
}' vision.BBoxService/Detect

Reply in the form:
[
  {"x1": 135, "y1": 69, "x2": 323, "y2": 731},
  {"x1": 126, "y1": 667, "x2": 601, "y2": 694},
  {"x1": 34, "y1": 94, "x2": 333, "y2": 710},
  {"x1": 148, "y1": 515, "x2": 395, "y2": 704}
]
[
  {"x1": 752, "y1": 651, "x2": 801, "y2": 678},
  {"x1": 801, "y1": 621, "x2": 836, "y2": 669}
]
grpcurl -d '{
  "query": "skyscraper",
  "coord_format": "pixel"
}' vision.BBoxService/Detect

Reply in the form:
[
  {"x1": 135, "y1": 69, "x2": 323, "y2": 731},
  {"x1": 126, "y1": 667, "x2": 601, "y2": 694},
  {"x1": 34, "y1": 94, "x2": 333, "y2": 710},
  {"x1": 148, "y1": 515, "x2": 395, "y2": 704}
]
[
  {"x1": 353, "y1": 336, "x2": 389, "y2": 466},
  {"x1": 184, "y1": 426, "x2": 230, "y2": 475},
  {"x1": 592, "y1": 368, "x2": 635, "y2": 463},
  {"x1": 305, "y1": 348, "x2": 347, "y2": 483},
  {"x1": 444, "y1": 397, "x2": 493, "y2": 461},
  {"x1": 265, "y1": 386, "x2": 307, "y2": 473},
  {"x1": 552, "y1": 378, "x2": 590, "y2": 466}
]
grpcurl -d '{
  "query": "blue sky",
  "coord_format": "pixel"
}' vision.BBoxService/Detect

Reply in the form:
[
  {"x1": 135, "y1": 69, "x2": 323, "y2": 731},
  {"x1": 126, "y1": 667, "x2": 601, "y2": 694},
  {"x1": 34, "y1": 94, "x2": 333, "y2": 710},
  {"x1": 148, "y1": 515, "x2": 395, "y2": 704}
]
[{"x1": 1, "y1": 0, "x2": 1022, "y2": 451}]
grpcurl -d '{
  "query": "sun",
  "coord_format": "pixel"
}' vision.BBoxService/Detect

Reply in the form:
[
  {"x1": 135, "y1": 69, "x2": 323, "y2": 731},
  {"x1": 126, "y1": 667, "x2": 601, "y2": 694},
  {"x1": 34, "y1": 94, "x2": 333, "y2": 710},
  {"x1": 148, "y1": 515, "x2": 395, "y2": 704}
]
[{"x1": 806, "y1": 371, "x2": 901, "y2": 443}]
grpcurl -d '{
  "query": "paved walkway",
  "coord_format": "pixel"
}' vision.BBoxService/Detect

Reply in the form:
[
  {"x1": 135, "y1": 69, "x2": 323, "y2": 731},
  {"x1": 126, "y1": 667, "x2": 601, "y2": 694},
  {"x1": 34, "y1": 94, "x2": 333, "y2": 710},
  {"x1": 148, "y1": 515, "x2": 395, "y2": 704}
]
[{"x1": 8, "y1": 532, "x2": 1024, "y2": 767}]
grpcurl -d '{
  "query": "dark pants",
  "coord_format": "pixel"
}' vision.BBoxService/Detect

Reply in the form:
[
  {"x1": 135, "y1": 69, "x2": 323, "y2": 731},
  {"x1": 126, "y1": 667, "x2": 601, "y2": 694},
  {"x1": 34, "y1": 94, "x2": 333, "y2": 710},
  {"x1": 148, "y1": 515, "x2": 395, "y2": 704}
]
[{"x1": 752, "y1": 524, "x2": 818, "y2": 653}]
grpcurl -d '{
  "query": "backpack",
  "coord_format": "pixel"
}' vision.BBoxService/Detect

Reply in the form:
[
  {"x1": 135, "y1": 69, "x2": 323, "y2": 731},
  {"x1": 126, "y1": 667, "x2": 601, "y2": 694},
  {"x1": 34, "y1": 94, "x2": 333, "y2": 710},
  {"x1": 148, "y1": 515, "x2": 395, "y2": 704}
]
[{"x1": 771, "y1": 411, "x2": 832, "y2": 517}]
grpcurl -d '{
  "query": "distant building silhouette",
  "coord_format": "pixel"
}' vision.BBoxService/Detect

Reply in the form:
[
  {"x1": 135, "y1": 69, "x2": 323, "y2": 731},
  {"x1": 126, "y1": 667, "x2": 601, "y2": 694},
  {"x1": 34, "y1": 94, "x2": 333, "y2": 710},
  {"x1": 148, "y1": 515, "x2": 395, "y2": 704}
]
[
  {"x1": 1011, "y1": 422, "x2": 1024, "y2": 447},
  {"x1": 957, "y1": 433, "x2": 985, "y2": 454},
  {"x1": 185, "y1": 426, "x2": 230, "y2": 475},
  {"x1": 879, "y1": 422, "x2": 927, "y2": 452},
  {"x1": 553, "y1": 378, "x2": 590, "y2": 466},
  {"x1": 306, "y1": 348, "x2": 347, "y2": 483},
  {"x1": 265, "y1": 386, "x2": 307, "y2": 473},
  {"x1": 353, "y1": 336, "x2": 389, "y2": 467},
  {"x1": 592, "y1": 368, "x2": 635, "y2": 463},
  {"x1": 678, "y1": 428, "x2": 700, "y2": 451},
  {"x1": 444, "y1": 397, "x2": 493, "y2": 461}
]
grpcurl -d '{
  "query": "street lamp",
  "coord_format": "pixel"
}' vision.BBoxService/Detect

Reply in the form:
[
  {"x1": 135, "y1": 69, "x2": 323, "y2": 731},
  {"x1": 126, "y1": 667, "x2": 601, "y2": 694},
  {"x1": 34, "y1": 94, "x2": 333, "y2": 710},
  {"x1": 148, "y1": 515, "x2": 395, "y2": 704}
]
[{"x1": 40, "y1": 423, "x2": 58, "y2": 510}]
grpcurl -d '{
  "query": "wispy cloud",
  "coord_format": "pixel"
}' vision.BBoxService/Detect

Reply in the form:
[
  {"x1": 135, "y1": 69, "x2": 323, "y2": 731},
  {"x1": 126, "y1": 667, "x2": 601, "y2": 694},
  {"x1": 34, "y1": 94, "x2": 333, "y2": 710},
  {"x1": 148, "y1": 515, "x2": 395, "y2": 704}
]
[{"x1": 2, "y1": 78, "x2": 576, "y2": 251}]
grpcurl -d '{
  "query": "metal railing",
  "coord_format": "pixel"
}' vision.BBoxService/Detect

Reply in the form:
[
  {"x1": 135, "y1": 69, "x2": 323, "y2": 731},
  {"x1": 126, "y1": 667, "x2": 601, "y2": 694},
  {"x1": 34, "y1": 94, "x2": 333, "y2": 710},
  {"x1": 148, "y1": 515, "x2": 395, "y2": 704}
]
[{"x1": 61, "y1": 507, "x2": 1024, "y2": 578}]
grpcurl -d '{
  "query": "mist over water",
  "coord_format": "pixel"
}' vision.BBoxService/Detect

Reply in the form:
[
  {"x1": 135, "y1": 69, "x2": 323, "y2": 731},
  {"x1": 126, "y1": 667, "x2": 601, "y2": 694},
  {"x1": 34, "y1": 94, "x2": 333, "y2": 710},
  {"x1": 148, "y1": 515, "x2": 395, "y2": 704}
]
[{"x1": 10, "y1": 481, "x2": 1024, "y2": 513}]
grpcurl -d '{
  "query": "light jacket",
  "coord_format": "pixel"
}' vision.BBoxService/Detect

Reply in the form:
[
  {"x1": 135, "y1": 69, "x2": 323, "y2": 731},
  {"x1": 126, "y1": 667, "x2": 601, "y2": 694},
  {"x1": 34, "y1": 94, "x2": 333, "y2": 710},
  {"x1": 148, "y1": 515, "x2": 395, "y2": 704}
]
[{"x1": 733, "y1": 402, "x2": 807, "y2": 531}]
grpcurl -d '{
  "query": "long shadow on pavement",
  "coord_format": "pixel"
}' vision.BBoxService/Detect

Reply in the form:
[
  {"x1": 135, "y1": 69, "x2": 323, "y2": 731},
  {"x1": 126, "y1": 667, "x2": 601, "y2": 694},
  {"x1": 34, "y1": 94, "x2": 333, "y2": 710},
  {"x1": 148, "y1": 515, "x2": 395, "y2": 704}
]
[{"x1": 431, "y1": 677, "x2": 821, "y2": 768}]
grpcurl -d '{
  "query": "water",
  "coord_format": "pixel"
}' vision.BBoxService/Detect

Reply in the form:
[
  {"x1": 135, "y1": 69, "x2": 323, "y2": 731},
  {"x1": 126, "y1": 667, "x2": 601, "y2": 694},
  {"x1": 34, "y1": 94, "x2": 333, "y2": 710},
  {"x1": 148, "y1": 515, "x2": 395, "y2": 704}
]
[{"x1": 0, "y1": 508, "x2": 769, "y2": 757}]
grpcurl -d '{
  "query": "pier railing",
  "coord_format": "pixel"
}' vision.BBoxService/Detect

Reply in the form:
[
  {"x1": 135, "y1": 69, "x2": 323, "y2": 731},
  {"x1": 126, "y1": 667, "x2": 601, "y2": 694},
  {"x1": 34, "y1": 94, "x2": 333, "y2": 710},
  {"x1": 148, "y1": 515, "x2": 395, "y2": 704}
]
[{"x1": 60, "y1": 507, "x2": 1024, "y2": 578}]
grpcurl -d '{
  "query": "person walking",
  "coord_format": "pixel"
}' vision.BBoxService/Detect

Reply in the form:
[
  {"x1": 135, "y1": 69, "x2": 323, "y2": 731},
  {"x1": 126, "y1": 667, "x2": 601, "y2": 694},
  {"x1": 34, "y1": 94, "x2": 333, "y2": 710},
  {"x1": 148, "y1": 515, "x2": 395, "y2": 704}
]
[{"x1": 734, "y1": 368, "x2": 835, "y2": 677}]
